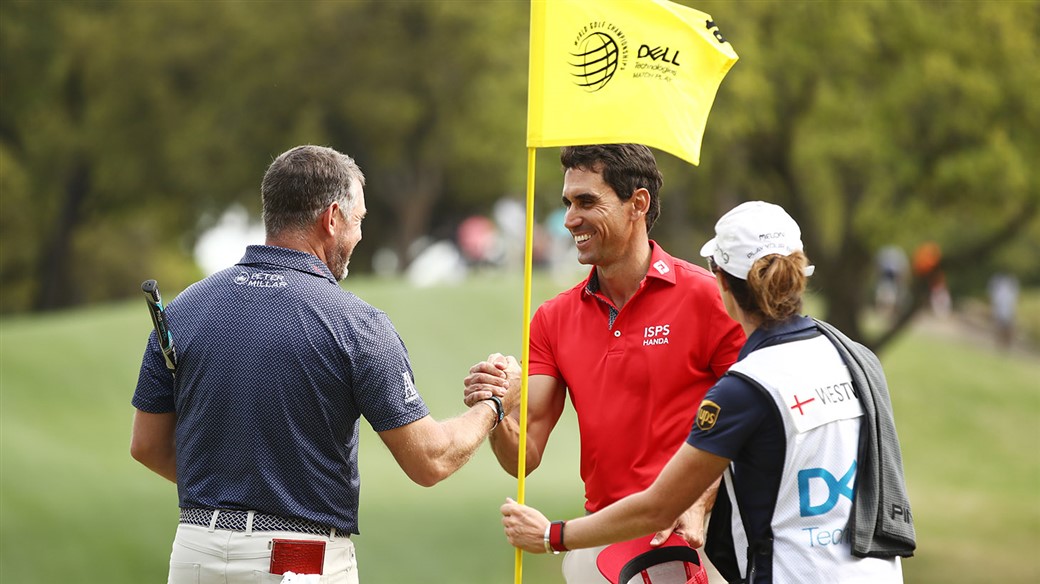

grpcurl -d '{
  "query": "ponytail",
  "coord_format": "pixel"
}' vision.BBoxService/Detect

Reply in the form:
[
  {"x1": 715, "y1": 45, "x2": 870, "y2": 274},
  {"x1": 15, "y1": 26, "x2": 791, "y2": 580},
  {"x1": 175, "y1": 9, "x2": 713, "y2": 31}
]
[{"x1": 722, "y1": 251, "x2": 809, "y2": 325}]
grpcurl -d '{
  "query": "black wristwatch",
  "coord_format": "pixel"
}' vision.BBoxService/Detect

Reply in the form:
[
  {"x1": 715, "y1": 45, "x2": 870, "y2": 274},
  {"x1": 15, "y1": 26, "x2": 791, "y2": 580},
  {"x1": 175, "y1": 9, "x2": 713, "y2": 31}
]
[{"x1": 483, "y1": 396, "x2": 504, "y2": 430}]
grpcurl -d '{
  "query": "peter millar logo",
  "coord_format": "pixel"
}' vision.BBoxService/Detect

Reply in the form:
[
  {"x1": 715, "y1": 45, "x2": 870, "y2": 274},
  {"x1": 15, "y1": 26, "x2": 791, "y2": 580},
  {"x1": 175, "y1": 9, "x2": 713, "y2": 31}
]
[
  {"x1": 234, "y1": 271, "x2": 287, "y2": 288},
  {"x1": 570, "y1": 22, "x2": 629, "y2": 92}
]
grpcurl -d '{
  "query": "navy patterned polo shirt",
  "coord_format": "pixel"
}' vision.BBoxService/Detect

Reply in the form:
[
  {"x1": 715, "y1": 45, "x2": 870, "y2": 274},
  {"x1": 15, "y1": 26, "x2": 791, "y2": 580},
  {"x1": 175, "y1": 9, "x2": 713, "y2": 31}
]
[{"x1": 132, "y1": 245, "x2": 429, "y2": 534}]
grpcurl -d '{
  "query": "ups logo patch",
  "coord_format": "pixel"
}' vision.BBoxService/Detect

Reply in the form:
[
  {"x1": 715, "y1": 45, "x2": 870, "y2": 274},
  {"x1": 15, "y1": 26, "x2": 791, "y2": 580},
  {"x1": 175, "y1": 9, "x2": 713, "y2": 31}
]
[{"x1": 696, "y1": 400, "x2": 721, "y2": 431}]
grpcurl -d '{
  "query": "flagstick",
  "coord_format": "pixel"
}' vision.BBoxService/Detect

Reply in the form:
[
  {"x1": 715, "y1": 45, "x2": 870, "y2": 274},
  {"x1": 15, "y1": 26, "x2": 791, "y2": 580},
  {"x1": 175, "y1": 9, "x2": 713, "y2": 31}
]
[{"x1": 514, "y1": 147, "x2": 536, "y2": 584}]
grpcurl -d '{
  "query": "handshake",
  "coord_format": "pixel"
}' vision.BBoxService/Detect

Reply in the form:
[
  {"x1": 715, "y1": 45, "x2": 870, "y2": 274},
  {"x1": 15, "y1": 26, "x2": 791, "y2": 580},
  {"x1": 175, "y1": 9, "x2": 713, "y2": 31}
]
[{"x1": 463, "y1": 353, "x2": 522, "y2": 425}]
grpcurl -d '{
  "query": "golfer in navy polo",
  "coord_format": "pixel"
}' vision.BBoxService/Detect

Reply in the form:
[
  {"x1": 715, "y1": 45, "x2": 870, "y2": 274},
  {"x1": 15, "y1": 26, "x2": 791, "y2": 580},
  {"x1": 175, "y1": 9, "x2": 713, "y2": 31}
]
[{"x1": 131, "y1": 145, "x2": 518, "y2": 583}]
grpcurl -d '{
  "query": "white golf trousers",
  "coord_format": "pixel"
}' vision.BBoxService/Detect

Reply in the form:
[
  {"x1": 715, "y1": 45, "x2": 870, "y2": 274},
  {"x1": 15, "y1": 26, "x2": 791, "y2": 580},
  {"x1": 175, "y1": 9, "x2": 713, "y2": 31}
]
[{"x1": 167, "y1": 523, "x2": 358, "y2": 584}]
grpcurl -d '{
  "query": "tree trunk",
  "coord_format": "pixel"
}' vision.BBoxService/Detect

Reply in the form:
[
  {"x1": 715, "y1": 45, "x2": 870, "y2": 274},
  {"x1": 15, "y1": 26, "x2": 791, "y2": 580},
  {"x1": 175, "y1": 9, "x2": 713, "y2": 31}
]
[
  {"x1": 387, "y1": 165, "x2": 442, "y2": 271},
  {"x1": 820, "y1": 241, "x2": 870, "y2": 344},
  {"x1": 34, "y1": 160, "x2": 90, "y2": 311}
]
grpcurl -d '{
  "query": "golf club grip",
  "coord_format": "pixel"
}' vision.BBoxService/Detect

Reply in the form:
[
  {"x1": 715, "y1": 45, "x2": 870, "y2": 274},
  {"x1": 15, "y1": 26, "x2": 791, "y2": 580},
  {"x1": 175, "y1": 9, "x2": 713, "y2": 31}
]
[
  {"x1": 141, "y1": 279, "x2": 177, "y2": 372},
  {"x1": 141, "y1": 278, "x2": 161, "y2": 303}
]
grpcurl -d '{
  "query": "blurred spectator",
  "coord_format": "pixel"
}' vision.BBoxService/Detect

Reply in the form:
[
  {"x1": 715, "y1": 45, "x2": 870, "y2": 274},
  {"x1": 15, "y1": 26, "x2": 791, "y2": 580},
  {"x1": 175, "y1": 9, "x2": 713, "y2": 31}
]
[
  {"x1": 456, "y1": 215, "x2": 502, "y2": 269},
  {"x1": 875, "y1": 245, "x2": 909, "y2": 318},
  {"x1": 406, "y1": 240, "x2": 467, "y2": 287},
  {"x1": 988, "y1": 272, "x2": 1020, "y2": 349},
  {"x1": 493, "y1": 197, "x2": 526, "y2": 270},
  {"x1": 912, "y1": 241, "x2": 951, "y2": 317}
]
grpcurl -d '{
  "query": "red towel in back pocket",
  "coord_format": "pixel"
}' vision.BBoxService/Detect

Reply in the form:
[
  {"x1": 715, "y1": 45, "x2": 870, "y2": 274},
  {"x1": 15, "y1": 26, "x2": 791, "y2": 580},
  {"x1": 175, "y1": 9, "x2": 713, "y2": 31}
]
[{"x1": 270, "y1": 539, "x2": 326, "y2": 575}]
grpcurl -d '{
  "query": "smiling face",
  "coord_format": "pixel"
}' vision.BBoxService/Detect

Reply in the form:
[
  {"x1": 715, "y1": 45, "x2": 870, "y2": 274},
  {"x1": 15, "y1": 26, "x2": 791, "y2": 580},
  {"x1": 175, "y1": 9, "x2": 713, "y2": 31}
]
[{"x1": 561, "y1": 166, "x2": 645, "y2": 268}]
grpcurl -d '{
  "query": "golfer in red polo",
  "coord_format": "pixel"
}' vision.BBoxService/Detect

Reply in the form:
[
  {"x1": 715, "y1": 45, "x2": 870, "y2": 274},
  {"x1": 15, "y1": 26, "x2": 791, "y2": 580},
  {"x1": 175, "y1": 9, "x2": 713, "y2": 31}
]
[{"x1": 465, "y1": 144, "x2": 744, "y2": 582}]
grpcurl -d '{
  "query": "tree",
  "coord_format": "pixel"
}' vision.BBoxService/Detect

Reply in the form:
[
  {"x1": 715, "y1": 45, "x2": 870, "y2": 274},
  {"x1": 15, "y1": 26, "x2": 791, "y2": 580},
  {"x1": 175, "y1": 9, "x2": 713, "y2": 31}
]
[
  {"x1": 0, "y1": 1, "x2": 531, "y2": 312},
  {"x1": 4, "y1": 0, "x2": 1037, "y2": 329},
  {"x1": 1, "y1": 2, "x2": 266, "y2": 310},
  {"x1": 302, "y1": 1, "x2": 530, "y2": 269},
  {"x1": 672, "y1": 0, "x2": 1040, "y2": 351}
]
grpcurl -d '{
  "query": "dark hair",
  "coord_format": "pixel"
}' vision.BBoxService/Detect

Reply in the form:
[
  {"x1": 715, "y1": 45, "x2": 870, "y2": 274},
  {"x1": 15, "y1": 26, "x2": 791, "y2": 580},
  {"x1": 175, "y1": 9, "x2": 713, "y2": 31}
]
[
  {"x1": 716, "y1": 251, "x2": 810, "y2": 324},
  {"x1": 560, "y1": 144, "x2": 663, "y2": 233},
  {"x1": 261, "y1": 145, "x2": 365, "y2": 237}
]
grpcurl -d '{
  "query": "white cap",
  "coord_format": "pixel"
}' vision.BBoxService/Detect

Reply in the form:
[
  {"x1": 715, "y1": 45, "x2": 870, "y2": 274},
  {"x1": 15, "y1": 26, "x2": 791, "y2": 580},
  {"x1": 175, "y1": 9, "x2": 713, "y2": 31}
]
[{"x1": 699, "y1": 201, "x2": 815, "y2": 280}]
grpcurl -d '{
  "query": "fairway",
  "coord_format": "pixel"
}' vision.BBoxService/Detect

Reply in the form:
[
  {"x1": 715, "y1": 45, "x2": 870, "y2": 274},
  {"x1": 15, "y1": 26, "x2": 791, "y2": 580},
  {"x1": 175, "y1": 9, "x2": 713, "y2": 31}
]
[{"x1": 1, "y1": 273, "x2": 1038, "y2": 583}]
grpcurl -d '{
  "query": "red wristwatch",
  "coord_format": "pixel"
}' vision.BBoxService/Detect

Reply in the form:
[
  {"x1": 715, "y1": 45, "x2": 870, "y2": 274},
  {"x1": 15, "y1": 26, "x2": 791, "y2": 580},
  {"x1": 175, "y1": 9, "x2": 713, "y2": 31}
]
[{"x1": 549, "y1": 520, "x2": 568, "y2": 553}]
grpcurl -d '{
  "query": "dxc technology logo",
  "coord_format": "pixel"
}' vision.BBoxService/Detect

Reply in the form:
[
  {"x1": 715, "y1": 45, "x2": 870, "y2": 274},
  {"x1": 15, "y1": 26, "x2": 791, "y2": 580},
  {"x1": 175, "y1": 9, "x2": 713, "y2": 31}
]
[{"x1": 798, "y1": 460, "x2": 857, "y2": 517}]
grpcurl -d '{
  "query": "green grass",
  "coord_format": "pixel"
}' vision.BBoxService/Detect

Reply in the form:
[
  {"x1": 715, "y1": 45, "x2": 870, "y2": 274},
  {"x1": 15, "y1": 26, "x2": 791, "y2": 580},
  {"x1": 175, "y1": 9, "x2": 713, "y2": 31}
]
[
  {"x1": 1, "y1": 273, "x2": 1038, "y2": 583},
  {"x1": 881, "y1": 323, "x2": 1040, "y2": 583}
]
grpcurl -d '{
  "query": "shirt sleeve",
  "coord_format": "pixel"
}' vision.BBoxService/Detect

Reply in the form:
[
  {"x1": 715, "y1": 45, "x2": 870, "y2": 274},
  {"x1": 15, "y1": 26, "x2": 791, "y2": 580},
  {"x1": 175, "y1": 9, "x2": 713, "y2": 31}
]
[
  {"x1": 706, "y1": 299, "x2": 746, "y2": 380},
  {"x1": 131, "y1": 330, "x2": 176, "y2": 413},
  {"x1": 527, "y1": 303, "x2": 561, "y2": 379},
  {"x1": 687, "y1": 374, "x2": 774, "y2": 460},
  {"x1": 348, "y1": 311, "x2": 430, "y2": 432}
]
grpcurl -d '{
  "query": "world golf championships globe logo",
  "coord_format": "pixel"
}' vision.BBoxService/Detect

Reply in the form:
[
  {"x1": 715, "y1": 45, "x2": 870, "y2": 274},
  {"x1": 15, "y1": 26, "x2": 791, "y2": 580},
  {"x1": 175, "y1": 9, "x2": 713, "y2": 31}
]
[{"x1": 570, "y1": 31, "x2": 620, "y2": 92}]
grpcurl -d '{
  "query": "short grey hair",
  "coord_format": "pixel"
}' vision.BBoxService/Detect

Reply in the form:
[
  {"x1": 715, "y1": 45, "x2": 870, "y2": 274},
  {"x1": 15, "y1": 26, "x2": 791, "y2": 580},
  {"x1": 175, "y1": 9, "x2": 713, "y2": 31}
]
[{"x1": 261, "y1": 145, "x2": 365, "y2": 237}]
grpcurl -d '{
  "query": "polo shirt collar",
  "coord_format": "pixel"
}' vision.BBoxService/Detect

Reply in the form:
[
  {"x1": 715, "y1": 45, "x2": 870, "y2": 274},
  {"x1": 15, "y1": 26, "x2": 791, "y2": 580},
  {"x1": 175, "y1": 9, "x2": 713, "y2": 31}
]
[
  {"x1": 583, "y1": 240, "x2": 676, "y2": 296},
  {"x1": 738, "y1": 315, "x2": 817, "y2": 360},
  {"x1": 238, "y1": 244, "x2": 337, "y2": 283}
]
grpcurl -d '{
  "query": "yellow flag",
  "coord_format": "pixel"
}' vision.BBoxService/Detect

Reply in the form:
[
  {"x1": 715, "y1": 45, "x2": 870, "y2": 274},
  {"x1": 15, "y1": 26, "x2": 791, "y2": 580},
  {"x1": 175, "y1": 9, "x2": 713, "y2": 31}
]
[{"x1": 527, "y1": 0, "x2": 738, "y2": 166}]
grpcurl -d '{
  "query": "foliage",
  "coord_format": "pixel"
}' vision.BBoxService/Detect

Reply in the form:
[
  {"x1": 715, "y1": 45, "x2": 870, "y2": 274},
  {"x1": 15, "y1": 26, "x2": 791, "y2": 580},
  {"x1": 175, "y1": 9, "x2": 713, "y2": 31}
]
[
  {"x1": 678, "y1": 0, "x2": 1040, "y2": 348},
  {"x1": 0, "y1": 0, "x2": 528, "y2": 312},
  {"x1": 2, "y1": 0, "x2": 1038, "y2": 358}
]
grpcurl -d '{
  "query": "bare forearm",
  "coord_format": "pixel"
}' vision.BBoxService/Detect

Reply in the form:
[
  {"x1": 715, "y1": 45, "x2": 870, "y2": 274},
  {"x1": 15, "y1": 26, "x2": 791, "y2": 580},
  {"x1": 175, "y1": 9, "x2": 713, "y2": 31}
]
[
  {"x1": 489, "y1": 415, "x2": 523, "y2": 477},
  {"x1": 143, "y1": 454, "x2": 177, "y2": 483},
  {"x1": 491, "y1": 413, "x2": 550, "y2": 478},
  {"x1": 399, "y1": 404, "x2": 498, "y2": 487},
  {"x1": 130, "y1": 410, "x2": 177, "y2": 483},
  {"x1": 697, "y1": 477, "x2": 720, "y2": 512},
  {"x1": 565, "y1": 451, "x2": 727, "y2": 550},
  {"x1": 130, "y1": 441, "x2": 176, "y2": 482},
  {"x1": 565, "y1": 490, "x2": 678, "y2": 549},
  {"x1": 501, "y1": 446, "x2": 731, "y2": 554},
  {"x1": 436, "y1": 405, "x2": 499, "y2": 476}
]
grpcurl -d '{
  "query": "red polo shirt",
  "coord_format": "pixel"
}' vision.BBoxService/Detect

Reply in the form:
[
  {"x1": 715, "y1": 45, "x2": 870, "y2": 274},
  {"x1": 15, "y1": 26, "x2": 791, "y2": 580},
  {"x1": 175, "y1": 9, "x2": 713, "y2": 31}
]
[{"x1": 528, "y1": 242, "x2": 745, "y2": 512}]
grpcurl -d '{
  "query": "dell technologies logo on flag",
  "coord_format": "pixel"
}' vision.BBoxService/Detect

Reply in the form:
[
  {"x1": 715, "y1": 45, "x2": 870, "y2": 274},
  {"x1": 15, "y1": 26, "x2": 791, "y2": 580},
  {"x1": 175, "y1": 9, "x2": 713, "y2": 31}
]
[{"x1": 569, "y1": 19, "x2": 729, "y2": 91}]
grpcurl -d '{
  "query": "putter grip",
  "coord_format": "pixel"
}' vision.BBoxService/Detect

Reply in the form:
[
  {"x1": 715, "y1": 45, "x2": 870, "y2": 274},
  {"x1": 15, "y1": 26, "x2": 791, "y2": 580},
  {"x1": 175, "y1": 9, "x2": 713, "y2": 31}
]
[
  {"x1": 141, "y1": 279, "x2": 177, "y2": 371},
  {"x1": 141, "y1": 279, "x2": 161, "y2": 304}
]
